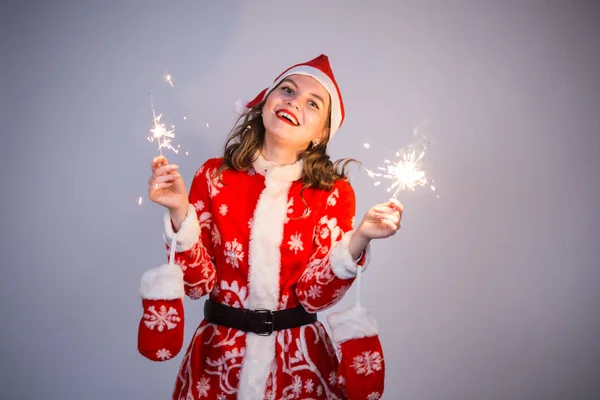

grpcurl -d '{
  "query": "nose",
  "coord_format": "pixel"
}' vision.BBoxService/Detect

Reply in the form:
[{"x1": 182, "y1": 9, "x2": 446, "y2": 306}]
[{"x1": 286, "y1": 99, "x2": 300, "y2": 110}]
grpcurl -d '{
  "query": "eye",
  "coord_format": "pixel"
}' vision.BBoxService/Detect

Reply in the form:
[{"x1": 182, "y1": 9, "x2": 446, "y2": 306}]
[
  {"x1": 308, "y1": 100, "x2": 319, "y2": 110},
  {"x1": 281, "y1": 86, "x2": 294, "y2": 95}
]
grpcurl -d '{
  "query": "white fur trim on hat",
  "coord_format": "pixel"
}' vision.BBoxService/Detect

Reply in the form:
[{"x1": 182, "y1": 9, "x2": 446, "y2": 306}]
[
  {"x1": 163, "y1": 204, "x2": 200, "y2": 252},
  {"x1": 139, "y1": 263, "x2": 184, "y2": 300},
  {"x1": 327, "y1": 306, "x2": 379, "y2": 344},
  {"x1": 330, "y1": 230, "x2": 371, "y2": 279},
  {"x1": 266, "y1": 66, "x2": 343, "y2": 139}
]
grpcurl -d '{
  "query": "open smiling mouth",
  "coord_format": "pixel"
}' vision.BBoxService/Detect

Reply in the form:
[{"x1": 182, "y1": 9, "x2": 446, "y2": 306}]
[{"x1": 275, "y1": 110, "x2": 299, "y2": 126}]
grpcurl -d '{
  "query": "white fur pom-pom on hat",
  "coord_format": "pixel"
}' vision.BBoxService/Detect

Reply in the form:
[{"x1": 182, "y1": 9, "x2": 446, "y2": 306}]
[{"x1": 234, "y1": 98, "x2": 249, "y2": 116}]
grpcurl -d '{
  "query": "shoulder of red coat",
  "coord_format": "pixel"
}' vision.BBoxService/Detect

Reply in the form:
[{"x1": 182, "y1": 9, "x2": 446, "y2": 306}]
[
  {"x1": 332, "y1": 176, "x2": 354, "y2": 193},
  {"x1": 202, "y1": 157, "x2": 224, "y2": 169}
]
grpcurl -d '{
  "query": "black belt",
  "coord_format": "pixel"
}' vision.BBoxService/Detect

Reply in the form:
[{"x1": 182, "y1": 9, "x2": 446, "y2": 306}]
[{"x1": 204, "y1": 298, "x2": 317, "y2": 336}]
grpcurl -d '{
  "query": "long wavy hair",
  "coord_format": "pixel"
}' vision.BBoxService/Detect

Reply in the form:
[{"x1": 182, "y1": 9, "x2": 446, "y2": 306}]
[{"x1": 218, "y1": 96, "x2": 358, "y2": 192}]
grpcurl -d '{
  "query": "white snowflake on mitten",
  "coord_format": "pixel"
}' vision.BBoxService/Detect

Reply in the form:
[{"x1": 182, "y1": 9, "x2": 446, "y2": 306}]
[
  {"x1": 143, "y1": 305, "x2": 181, "y2": 331},
  {"x1": 351, "y1": 351, "x2": 383, "y2": 375},
  {"x1": 156, "y1": 348, "x2": 172, "y2": 360},
  {"x1": 367, "y1": 392, "x2": 382, "y2": 400}
]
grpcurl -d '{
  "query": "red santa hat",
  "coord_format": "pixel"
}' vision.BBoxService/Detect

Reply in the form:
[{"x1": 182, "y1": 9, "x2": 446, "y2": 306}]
[
  {"x1": 238, "y1": 54, "x2": 346, "y2": 140},
  {"x1": 327, "y1": 264, "x2": 386, "y2": 399}
]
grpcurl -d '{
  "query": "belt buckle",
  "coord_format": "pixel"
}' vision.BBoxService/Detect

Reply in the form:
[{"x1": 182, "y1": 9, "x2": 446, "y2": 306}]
[{"x1": 253, "y1": 308, "x2": 275, "y2": 336}]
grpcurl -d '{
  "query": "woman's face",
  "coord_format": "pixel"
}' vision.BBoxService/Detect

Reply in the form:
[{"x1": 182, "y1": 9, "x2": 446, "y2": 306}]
[{"x1": 262, "y1": 74, "x2": 331, "y2": 152}]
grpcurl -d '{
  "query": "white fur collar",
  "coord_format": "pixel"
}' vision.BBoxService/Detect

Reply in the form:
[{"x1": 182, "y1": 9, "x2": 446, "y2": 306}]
[{"x1": 252, "y1": 152, "x2": 303, "y2": 182}]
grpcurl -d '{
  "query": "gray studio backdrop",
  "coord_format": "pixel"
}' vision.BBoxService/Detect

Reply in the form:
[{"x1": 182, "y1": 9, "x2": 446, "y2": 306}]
[{"x1": 2, "y1": 1, "x2": 599, "y2": 399}]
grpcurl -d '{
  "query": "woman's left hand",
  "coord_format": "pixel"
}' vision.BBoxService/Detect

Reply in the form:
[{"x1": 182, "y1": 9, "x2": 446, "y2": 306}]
[{"x1": 356, "y1": 198, "x2": 404, "y2": 240}]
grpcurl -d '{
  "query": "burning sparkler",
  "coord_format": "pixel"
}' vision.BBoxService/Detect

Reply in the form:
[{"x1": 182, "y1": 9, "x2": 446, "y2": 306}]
[
  {"x1": 164, "y1": 71, "x2": 174, "y2": 87},
  {"x1": 364, "y1": 128, "x2": 433, "y2": 199},
  {"x1": 147, "y1": 93, "x2": 178, "y2": 155}
]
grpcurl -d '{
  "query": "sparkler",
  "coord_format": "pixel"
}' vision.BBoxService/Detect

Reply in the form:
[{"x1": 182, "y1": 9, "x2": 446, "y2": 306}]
[
  {"x1": 364, "y1": 129, "x2": 432, "y2": 199},
  {"x1": 164, "y1": 71, "x2": 174, "y2": 87},
  {"x1": 147, "y1": 93, "x2": 178, "y2": 155}
]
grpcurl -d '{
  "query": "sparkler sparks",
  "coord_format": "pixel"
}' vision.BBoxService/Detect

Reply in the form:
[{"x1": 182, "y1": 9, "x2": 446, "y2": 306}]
[
  {"x1": 364, "y1": 129, "x2": 433, "y2": 199},
  {"x1": 164, "y1": 71, "x2": 174, "y2": 87},
  {"x1": 147, "y1": 93, "x2": 178, "y2": 155}
]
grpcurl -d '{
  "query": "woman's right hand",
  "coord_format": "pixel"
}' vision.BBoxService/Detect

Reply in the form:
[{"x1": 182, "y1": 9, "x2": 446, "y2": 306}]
[{"x1": 148, "y1": 156, "x2": 189, "y2": 225}]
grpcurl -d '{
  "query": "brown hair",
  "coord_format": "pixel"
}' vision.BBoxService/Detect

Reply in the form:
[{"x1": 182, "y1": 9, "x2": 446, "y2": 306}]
[{"x1": 218, "y1": 98, "x2": 358, "y2": 192}]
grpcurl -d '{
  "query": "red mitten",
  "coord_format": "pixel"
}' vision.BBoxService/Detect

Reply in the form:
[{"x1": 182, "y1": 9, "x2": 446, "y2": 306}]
[
  {"x1": 327, "y1": 306, "x2": 385, "y2": 400},
  {"x1": 137, "y1": 263, "x2": 185, "y2": 362}
]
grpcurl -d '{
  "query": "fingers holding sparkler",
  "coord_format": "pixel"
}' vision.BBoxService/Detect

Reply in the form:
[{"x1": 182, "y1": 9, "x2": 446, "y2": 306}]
[
  {"x1": 148, "y1": 156, "x2": 188, "y2": 210},
  {"x1": 356, "y1": 199, "x2": 404, "y2": 239}
]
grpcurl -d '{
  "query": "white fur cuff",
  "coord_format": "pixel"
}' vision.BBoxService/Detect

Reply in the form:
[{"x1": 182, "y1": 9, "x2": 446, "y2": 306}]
[
  {"x1": 139, "y1": 263, "x2": 184, "y2": 300},
  {"x1": 327, "y1": 306, "x2": 379, "y2": 344},
  {"x1": 330, "y1": 230, "x2": 371, "y2": 279},
  {"x1": 163, "y1": 204, "x2": 200, "y2": 252}
]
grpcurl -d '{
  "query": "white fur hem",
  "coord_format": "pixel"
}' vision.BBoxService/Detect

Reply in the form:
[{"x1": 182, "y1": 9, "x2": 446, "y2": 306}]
[
  {"x1": 330, "y1": 230, "x2": 371, "y2": 279},
  {"x1": 163, "y1": 204, "x2": 200, "y2": 252},
  {"x1": 327, "y1": 306, "x2": 379, "y2": 344},
  {"x1": 139, "y1": 263, "x2": 184, "y2": 300}
]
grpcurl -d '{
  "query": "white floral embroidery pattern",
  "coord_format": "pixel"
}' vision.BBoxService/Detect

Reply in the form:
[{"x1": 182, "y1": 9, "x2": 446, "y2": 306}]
[
  {"x1": 285, "y1": 198, "x2": 294, "y2": 222},
  {"x1": 194, "y1": 165, "x2": 205, "y2": 177},
  {"x1": 306, "y1": 285, "x2": 322, "y2": 299},
  {"x1": 317, "y1": 385, "x2": 323, "y2": 396},
  {"x1": 143, "y1": 305, "x2": 181, "y2": 331},
  {"x1": 224, "y1": 239, "x2": 244, "y2": 268},
  {"x1": 187, "y1": 286, "x2": 204, "y2": 300},
  {"x1": 212, "y1": 225, "x2": 221, "y2": 246},
  {"x1": 194, "y1": 200, "x2": 205, "y2": 212},
  {"x1": 304, "y1": 379, "x2": 314, "y2": 393},
  {"x1": 219, "y1": 204, "x2": 228, "y2": 216},
  {"x1": 292, "y1": 375, "x2": 302, "y2": 395},
  {"x1": 328, "y1": 371, "x2": 337, "y2": 386},
  {"x1": 351, "y1": 351, "x2": 383, "y2": 375},
  {"x1": 206, "y1": 168, "x2": 223, "y2": 198},
  {"x1": 196, "y1": 377, "x2": 210, "y2": 397},
  {"x1": 327, "y1": 188, "x2": 339, "y2": 206},
  {"x1": 288, "y1": 232, "x2": 304, "y2": 254},
  {"x1": 220, "y1": 280, "x2": 249, "y2": 308},
  {"x1": 156, "y1": 348, "x2": 172, "y2": 360},
  {"x1": 367, "y1": 392, "x2": 382, "y2": 400}
]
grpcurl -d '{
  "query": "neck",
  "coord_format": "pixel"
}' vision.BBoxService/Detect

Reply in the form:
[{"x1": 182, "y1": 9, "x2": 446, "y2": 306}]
[{"x1": 261, "y1": 135, "x2": 301, "y2": 166}]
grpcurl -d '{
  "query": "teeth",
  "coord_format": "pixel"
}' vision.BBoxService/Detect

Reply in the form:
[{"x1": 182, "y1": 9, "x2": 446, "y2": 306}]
[{"x1": 276, "y1": 111, "x2": 298, "y2": 125}]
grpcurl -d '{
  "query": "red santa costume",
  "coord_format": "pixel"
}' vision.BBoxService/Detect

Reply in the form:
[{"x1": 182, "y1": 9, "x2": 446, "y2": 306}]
[{"x1": 137, "y1": 55, "x2": 377, "y2": 400}]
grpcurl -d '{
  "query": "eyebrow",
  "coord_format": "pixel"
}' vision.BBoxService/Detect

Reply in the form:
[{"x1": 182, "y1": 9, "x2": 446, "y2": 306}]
[{"x1": 282, "y1": 77, "x2": 325, "y2": 107}]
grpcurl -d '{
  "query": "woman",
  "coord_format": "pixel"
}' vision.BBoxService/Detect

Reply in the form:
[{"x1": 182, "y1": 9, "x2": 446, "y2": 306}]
[{"x1": 138, "y1": 54, "x2": 403, "y2": 400}]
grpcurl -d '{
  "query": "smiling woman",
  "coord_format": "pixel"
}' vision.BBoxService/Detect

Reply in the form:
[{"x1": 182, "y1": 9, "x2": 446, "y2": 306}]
[{"x1": 138, "y1": 54, "x2": 404, "y2": 400}]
